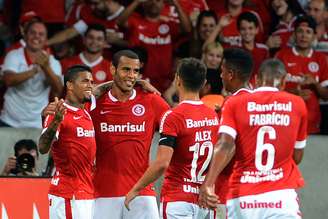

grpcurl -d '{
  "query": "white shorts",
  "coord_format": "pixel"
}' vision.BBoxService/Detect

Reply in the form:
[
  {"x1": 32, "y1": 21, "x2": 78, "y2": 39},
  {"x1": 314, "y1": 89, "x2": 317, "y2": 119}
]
[
  {"x1": 48, "y1": 194, "x2": 95, "y2": 219},
  {"x1": 94, "y1": 196, "x2": 159, "y2": 219},
  {"x1": 214, "y1": 204, "x2": 227, "y2": 219},
  {"x1": 160, "y1": 201, "x2": 214, "y2": 219},
  {"x1": 226, "y1": 189, "x2": 302, "y2": 219}
]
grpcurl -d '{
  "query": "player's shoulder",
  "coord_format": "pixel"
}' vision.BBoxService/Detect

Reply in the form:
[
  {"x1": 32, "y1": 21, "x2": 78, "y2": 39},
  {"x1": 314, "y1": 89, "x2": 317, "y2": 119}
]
[{"x1": 6, "y1": 47, "x2": 23, "y2": 58}]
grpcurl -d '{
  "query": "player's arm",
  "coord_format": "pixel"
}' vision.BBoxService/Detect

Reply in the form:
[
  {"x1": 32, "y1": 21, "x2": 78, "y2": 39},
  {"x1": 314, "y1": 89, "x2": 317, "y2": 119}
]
[
  {"x1": 203, "y1": 14, "x2": 232, "y2": 47},
  {"x1": 124, "y1": 135, "x2": 175, "y2": 210},
  {"x1": 293, "y1": 149, "x2": 304, "y2": 165},
  {"x1": 170, "y1": 0, "x2": 192, "y2": 33},
  {"x1": 116, "y1": 0, "x2": 142, "y2": 28},
  {"x1": 199, "y1": 133, "x2": 236, "y2": 209},
  {"x1": 38, "y1": 99, "x2": 66, "y2": 154},
  {"x1": 47, "y1": 26, "x2": 80, "y2": 46},
  {"x1": 3, "y1": 69, "x2": 38, "y2": 87}
]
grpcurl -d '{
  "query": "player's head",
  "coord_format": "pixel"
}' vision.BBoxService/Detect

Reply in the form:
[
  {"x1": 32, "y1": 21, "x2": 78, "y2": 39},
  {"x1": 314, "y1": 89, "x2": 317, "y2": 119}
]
[
  {"x1": 64, "y1": 65, "x2": 94, "y2": 103},
  {"x1": 84, "y1": 23, "x2": 106, "y2": 54},
  {"x1": 237, "y1": 11, "x2": 259, "y2": 44},
  {"x1": 220, "y1": 48, "x2": 253, "y2": 93},
  {"x1": 196, "y1": 10, "x2": 218, "y2": 41},
  {"x1": 175, "y1": 58, "x2": 207, "y2": 93},
  {"x1": 294, "y1": 15, "x2": 317, "y2": 50},
  {"x1": 143, "y1": 0, "x2": 164, "y2": 18},
  {"x1": 111, "y1": 50, "x2": 140, "y2": 93},
  {"x1": 202, "y1": 42, "x2": 223, "y2": 69},
  {"x1": 256, "y1": 58, "x2": 287, "y2": 89},
  {"x1": 24, "y1": 20, "x2": 48, "y2": 52}
]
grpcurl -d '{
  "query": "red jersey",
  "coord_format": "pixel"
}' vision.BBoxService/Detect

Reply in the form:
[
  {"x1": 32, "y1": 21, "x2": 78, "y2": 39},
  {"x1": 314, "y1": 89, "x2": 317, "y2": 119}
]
[
  {"x1": 127, "y1": 14, "x2": 179, "y2": 92},
  {"x1": 276, "y1": 47, "x2": 328, "y2": 133},
  {"x1": 61, "y1": 53, "x2": 112, "y2": 84},
  {"x1": 215, "y1": 88, "x2": 251, "y2": 204},
  {"x1": 21, "y1": 0, "x2": 65, "y2": 23},
  {"x1": 219, "y1": 87, "x2": 308, "y2": 199},
  {"x1": 161, "y1": 0, "x2": 207, "y2": 23},
  {"x1": 43, "y1": 103, "x2": 96, "y2": 199},
  {"x1": 90, "y1": 89, "x2": 170, "y2": 197},
  {"x1": 160, "y1": 100, "x2": 219, "y2": 203}
]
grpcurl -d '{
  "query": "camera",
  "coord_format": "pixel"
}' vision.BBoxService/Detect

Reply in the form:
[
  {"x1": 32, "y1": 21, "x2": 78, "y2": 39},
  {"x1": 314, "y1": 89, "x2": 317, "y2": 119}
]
[{"x1": 10, "y1": 153, "x2": 35, "y2": 175}]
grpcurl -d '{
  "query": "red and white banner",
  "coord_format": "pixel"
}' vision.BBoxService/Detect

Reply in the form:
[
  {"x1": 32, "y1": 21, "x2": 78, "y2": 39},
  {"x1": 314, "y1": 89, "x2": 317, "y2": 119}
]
[{"x1": 0, "y1": 178, "x2": 50, "y2": 219}]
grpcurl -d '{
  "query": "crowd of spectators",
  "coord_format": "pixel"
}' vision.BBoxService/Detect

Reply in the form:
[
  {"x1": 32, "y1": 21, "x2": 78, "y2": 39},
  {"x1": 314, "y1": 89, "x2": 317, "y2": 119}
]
[{"x1": 0, "y1": 0, "x2": 327, "y2": 134}]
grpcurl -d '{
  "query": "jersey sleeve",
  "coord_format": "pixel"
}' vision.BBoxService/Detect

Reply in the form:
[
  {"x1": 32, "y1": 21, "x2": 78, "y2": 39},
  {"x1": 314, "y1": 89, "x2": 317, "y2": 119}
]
[
  {"x1": 42, "y1": 114, "x2": 61, "y2": 140},
  {"x1": 152, "y1": 94, "x2": 170, "y2": 129},
  {"x1": 159, "y1": 110, "x2": 180, "y2": 137},
  {"x1": 295, "y1": 98, "x2": 308, "y2": 149},
  {"x1": 218, "y1": 97, "x2": 238, "y2": 139}
]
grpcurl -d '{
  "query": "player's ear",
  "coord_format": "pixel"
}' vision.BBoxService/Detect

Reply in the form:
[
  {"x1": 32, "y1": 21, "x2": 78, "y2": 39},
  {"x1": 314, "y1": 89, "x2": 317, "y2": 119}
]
[
  {"x1": 110, "y1": 63, "x2": 116, "y2": 77},
  {"x1": 66, "y1": 81, "x2": 73, "y2": 91}
]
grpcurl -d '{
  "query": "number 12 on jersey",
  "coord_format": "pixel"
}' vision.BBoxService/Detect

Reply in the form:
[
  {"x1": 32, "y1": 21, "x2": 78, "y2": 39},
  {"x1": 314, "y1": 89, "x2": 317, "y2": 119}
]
[{"x1": 188, "y1": 141, "x2": 213, "y2": 183}]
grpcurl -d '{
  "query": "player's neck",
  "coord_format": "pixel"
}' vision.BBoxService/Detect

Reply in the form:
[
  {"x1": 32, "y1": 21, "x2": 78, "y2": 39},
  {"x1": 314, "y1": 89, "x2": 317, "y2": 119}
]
[
  {"x1": 111, "y1": 84, "x2": 133, "y2": 102},
  {"x1": 228, "y1": 4, "x2": 242, "y2": 17},
  {"x1": 295, "y1": 46, "x2": 312, "y2": 57},
  {"x1": 179, "y1": 91, "x2": 200, "y2": 102},
  {"x1": 65, "y1": 98, "x2": 84, "y2": 109},
  {"x1": 243, "y1": 40, "x2": 255, "y2": 50},
  {"x1": 231, "y1": 83, "x2": 249, "y2": 93},
  {"x1": 82, "y1": 51, "x2": 102, "y2": 63}
]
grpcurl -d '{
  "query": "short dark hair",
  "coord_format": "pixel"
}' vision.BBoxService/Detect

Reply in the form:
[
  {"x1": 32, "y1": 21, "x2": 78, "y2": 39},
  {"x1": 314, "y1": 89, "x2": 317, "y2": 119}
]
[
  {"x1": 176, "y1": 58, "x2": 207, "y2": 92},
  {"x1": 237, "y1": 11, "x2": 259, "y2": 29},
  {"x1": 14, "y1": 139, "x2": 38, "y2": 157},
  {"x1": 85, "y1": 23, "x2": 106, "y2": 38},
  {"x1": 64, "y1": 65, "x2": 92, "y2": 86},
  {"x1": 112, "y1": 50, "x2": 139, "y2": 68},
  {"x1": 196, "y1": 10, "x2": 218, "y2": 31},
  {"x1": 258, "y1": 58, "x2": 287, "y2": 80},
  {"x1": 294, "y1": 15, "x2": 317, "y2": 33},
  {"x1": 223, "y1": 48, "x2": 253, "y2": 81}
]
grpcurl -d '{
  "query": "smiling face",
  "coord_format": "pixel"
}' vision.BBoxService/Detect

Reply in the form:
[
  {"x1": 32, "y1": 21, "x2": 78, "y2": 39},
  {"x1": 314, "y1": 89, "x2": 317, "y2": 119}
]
[
  {"x1": 111, "y1": 56, "x2": 140, "y2": 92},
  {"x1": 69, "y1": 71, "x2": 94, "y2": 103},
  {"x1": 307, "y1": 0, "x2": 326, "y2": 24},
  {"x1": 203, "y1": 47, "x2": 223, "y2": 69},
  {"x1": 84, "y1": 29, "x2": 106, "y2": 54},
  {"x1": 25, "y1": 22, "x2": 47, "y2": 52},
  {"x1": 199, "y1": 16, "x2": 217, "y2": 41},
  {"x1": 239, "y1": 20, "x2": 258, "y2": 43}
]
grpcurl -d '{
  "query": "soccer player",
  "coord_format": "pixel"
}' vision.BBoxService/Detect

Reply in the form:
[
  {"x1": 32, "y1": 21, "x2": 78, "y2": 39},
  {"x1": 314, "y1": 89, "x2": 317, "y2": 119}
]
[
  {"x1": 39, "y1": 65, "x2": 96, "y2": 219},
  {"x1": 199, "y1": 59, "x2": 308, "y2": 219},
  {"x1": 90, "y1": 50, "x2": 170, "y2": 219},
  {"x1": 125, "y1": 58, "x2": 219, "y2": 219}
]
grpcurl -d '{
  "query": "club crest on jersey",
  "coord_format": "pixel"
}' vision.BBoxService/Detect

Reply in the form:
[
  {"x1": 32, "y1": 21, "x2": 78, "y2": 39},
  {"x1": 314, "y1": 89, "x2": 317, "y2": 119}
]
[
  {"x1": 95, "y1": 70, "x2": 106, "y2": 81},
  {"x1": 132, "y1": 104, "x2": 145, "y2": 116},
  {"x1": 159, "y1": 24, "x2": 170, "y2": 34},
  {"x1": 308, "y1": 62, "x2": 319, "y2": 72}
]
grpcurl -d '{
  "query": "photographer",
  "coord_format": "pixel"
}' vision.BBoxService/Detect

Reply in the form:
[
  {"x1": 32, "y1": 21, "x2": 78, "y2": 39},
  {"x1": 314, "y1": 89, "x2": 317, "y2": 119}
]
[{"x1": 1, "y1": 139, "x2": 39, "y2": 176}]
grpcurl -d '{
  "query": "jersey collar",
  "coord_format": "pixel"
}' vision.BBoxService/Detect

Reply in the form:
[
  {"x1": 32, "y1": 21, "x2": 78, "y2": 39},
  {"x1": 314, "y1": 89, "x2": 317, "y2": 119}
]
[
  {"x1": 63, "y1": 103, "x2": 79, "y2": 111},
  {"x1": 79, "y1": 53, "x2": 103, "y2": 67},
  {"x1": 108, "y1": 89, "x2": 136, "y2": 102},
  {"x1": 253, "y1": 86, "x2": 279, "y2": 92},
  {"x1": 233, "y1": 88, "x2": 251, "y2": 96},
  {"x1": 292, "y1": 46, "x2": 313, "y2": 58},
  {"x1": 180, "y1": 100, "x2": 203, "y2": 105}
]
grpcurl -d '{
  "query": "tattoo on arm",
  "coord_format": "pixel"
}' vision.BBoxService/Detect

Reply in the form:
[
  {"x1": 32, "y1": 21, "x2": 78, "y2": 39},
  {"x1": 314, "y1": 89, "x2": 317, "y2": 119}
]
[{"x1": 39, "y1": 120, "x2": 61, "y2": 154}]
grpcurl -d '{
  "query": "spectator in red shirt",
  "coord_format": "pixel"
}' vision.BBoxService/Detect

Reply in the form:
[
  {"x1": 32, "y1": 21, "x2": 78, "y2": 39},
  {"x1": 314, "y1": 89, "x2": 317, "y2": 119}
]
[
  {"x1": 61, "y1": 24, "x2": 112, "y2": 84},
  {"x1": 276, "y1": 15, "x2": 328, "y2": 133},
  {"x1": 236, "y1": 11, "x2": 269, "y2": 86},
  {"x1": 116, "y1": 0, "x2": 192, "y2": 92}
]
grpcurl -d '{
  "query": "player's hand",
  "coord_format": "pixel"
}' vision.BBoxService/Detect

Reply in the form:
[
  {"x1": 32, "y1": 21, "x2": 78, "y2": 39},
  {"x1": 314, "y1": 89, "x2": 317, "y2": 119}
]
[
  {"x1": 218, "y1": 14, "x2": 232, "y2": 28},
  {"x1": 266, "y1": 35, "x2": 282, "y2": 49},
  {"x1": 41, "y1": 98, "x2": 59, "y2": 117},
  {"x1": 301, "y1": 74, "x2": 317, "y2": 86},
  {"x1": 124, "y1": 189, "x2": 139, "y2": 211},
  {"x1": 1, "y1": 156, "x2": 17, "y2": 176},
  {"x1": 53, "y1": 97, "x2": 66, "y2": 122},
  {"x1": 35, "y1": 51, "x2": 50, "y2": 69},
  {"x1": 198, "y1": 184, "x2": 219, "y2": 210},
  {"x1": 137, "y1": 79, "x2": 161, "y2": 95}
]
